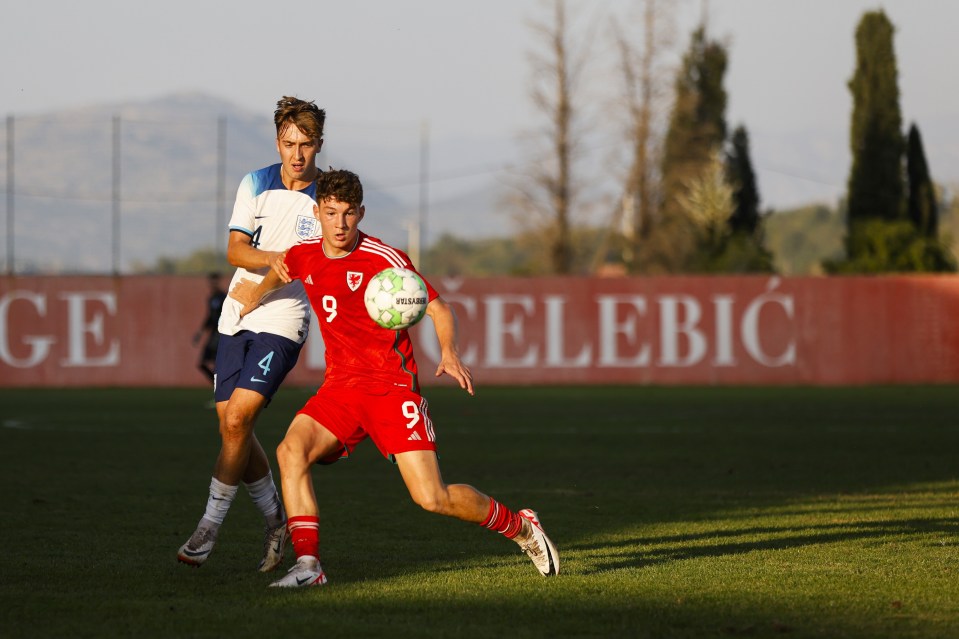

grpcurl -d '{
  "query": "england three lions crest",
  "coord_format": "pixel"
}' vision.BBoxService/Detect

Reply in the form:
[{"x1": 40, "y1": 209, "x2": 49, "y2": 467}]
[
  {"x1": 296, "y1": 215, "x2": 319, "y2": 239},
  {"x1": 347, "y1": 271, "x2": 363, "y2": 291}
]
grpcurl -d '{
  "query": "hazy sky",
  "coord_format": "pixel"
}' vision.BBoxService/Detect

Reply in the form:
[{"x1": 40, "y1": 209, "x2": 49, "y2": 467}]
[{"x1": 3, "y1": 0, "x2": 957, "y2": 212}]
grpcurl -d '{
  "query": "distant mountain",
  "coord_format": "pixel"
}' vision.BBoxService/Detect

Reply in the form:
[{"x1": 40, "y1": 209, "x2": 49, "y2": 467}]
[{"x1": 3, "y1": 92, "x2": 414, "y2": 273}]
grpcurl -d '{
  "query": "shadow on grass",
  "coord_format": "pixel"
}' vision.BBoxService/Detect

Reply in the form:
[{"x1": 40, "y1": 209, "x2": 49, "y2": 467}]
[{"x1": 567, "y1": 517, "x2": 959, "y2": 574}]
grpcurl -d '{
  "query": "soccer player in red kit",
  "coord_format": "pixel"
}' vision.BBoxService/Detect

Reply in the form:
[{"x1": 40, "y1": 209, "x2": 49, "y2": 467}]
[{"x1": 230, "y1": 169, "x2": 559, "y2": 587}]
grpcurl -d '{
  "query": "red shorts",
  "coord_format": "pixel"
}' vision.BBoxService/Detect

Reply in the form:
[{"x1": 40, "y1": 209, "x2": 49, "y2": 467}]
[{"x1": 297, "y1": 384, "x2": 437, "y2": 463}]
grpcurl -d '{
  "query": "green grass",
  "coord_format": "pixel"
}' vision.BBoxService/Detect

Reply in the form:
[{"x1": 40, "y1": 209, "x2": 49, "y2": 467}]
[{"x1": 2, "y1": 385, "x2": 959, "y2": 638}]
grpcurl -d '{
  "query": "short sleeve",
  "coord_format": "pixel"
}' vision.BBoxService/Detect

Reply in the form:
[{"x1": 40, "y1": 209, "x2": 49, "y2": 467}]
[
  {"x1": 227, "y1": 173, "x2": 257, "y2": 236},
  {"x1": 412, "y1": 266, "x2": 439, "y2": 302}
]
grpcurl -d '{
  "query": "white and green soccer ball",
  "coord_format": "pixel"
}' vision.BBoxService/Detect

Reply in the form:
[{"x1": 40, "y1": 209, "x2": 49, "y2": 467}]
[{"x1": 363, "y1": 267, "x2": 429, "y2": 330}]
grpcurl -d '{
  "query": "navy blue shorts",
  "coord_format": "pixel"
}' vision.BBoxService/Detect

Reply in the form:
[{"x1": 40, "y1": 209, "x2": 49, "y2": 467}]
[{"x1": 214, "y1": 330, "x2": 303, "y2": 403}]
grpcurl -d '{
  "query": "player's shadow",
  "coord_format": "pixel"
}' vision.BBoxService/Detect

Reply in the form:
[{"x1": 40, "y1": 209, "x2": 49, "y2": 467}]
[{"x1": 567, "y1": 516, "x2": 959, "y2": 574}]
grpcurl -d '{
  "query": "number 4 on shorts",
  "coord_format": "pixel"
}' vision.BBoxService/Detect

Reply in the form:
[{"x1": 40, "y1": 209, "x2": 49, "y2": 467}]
[{"x1": 258, "y1": 351, "x2": 274, "y2": 377}]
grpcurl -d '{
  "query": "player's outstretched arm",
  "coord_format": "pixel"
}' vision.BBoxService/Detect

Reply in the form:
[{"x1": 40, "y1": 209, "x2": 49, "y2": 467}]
[
  {"x1": 226, "y1": 231, "x2": 292, "y2": 282},
  {"x1": 230, "y1": 269, "x2": 286, "y2": 318},
  {"x1": 426, "y1": 297, "x2": 474, "y2": 396}
]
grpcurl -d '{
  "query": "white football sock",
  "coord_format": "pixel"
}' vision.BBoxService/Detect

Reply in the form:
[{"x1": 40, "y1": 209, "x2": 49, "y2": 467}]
[
  {"x1": 200, "y1": 477, "x2": 238, "y2": 527},
  {"x1": 244, "y1": 471, "x2": 285, "y2": 527}
]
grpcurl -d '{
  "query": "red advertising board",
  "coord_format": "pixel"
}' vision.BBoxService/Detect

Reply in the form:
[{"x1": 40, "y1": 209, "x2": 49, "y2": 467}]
[{"x1": 1, "y1": 275, "x2": 957, "y2": 387}]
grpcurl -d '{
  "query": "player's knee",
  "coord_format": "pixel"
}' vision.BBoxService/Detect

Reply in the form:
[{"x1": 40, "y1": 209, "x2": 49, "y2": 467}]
[
  {"x1": 219, "y1": 410, "x2": 253, "y2": 442},
  {"x1": 275, "y1": 438, "x2": 292, "y2": 466},
  {"x1": 276, "y1": 438, "x2": 304, "y2": 472},
  {"x1": 412, "y1": 488, "x2": 451, "y2": 515}
]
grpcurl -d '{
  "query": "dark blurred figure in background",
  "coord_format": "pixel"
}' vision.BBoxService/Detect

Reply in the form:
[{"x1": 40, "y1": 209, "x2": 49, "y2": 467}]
[{"x1": 194, "y1": 272, "x2": 227, "y2": 385}]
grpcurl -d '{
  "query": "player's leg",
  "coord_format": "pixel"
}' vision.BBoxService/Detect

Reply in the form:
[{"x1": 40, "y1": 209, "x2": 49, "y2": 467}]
[
  {"x1": 214, "y1": 388, "x2": 268, "y2": 484},
  {"x1": 197, "y1": 335, "x2": 217, "y2": 384},
  {"x1": 275, "y1": 413, "x2": 343, "y2": 516},
  {"x1": 394, "y1": 450, "x2": 559, "y2": 577},
  {"x1": 362, "y1": 390, "x2": 558, "y2": 574},
  {"x1": 178, "y1": 389, "x2": 271, "y2": 567},
  {"x1": 237, "y1": 426, "x2": 288, "y2": 572},
  {"x1": 204, "y1": 333, "x2": 220, "y2": 384},
  {"x1": 230, "y1": 331, "x2": 302, "y2": 571},
  {"x1": 199, "y1": 348, "x2": 216, "y2": 383},
  {"x1": 198, "y1": 360, "x2": 215, "y2": 383},
  {"x1": 178, "y1": 333, "x2": 248, "y2": 567},
  {"x1": 269, "y1": 413, "x2": 343, "y2": 588},
  {"x1": 394, "y1": 450, "x2": 489, "y2": 521},
  {"x1": 179, "y1": 331, "x2": 296, "y2": 571}
]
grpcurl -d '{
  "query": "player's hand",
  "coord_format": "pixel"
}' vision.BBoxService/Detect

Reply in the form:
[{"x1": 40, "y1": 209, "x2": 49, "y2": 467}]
[
  {"x1": 435, "y1": 353, "x2": 474, "y2": 396},
  {"x1": 269, "y1": 251, "x2": 291, "y2": 283},
  {"x1": 229, "y1": 278, "x2": 261, "y2": 317}
]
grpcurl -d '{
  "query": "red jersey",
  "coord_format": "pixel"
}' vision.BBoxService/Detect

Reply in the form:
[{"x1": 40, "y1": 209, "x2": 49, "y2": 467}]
[{"x1": 283, "y1": 231, "x2": 438, "y2": 392}]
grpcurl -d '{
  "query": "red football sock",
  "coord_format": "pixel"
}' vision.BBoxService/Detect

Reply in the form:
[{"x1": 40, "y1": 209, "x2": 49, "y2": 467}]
[
  {"x1": 288, "y1": 515, "x2": 320, "y2": 559},
  {"x1": 480, "y1": 497, "x2": 523, "y2": 539}
]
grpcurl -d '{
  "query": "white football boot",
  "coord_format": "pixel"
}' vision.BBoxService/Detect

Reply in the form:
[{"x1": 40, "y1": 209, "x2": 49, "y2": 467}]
[
  {"x1": 257, "y1": 521, "x2": 288, "y2": 572},
  {"x1": 269, "y1": 556, "x2": 328, "y2": 588},
  {"x1": 516, "y1": 509, "x2": 559, "y2": 576},
  {"x1": 177, "y1": 524, "x2": 218, "y2": 567}
]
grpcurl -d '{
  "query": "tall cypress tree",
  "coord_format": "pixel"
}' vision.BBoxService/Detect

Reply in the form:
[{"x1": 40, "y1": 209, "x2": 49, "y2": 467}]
[
  {"x1": 725, "y1": 125, "x2": 760, "y2": 234},
  {"x1": 846, "y1": 10, "x2": 904, "y2": 226},
  {"x1": 906, "y1": 122, "x2": 938, "y2": 237},
  {"x1": 660, "y1": 26, "x2": 728, "y2": 220}
]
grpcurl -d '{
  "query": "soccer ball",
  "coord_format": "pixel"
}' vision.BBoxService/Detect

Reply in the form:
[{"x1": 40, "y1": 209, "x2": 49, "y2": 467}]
[{"x1": 363, "y1": 267, "x2": 429, "y2": 330}]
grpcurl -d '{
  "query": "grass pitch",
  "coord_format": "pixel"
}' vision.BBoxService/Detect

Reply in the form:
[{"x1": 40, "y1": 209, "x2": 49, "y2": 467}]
[{"x1": 2, "y1": 385, "x2": 958, "y2": 638}]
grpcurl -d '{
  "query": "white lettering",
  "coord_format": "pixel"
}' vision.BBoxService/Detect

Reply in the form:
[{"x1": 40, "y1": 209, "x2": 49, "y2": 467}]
[
  {"x1": 484, "y1": 295, "x2": 538, "y2": 367},
  {"x1": 406, "y1": 286, "x2": 802, "y2": 374},
  {"x1": 544, "y1": 295, "x2": 591, "y2": 367},
  {"x1": 741, "y1": 278, "x2": 796, "y2": 367},
  {"x1": 713, "y1": 295, "x2": 736, "y2": 366},
  {"x1": 596, "y1": 295, "x2": 650, "y2": 367},
  {"x1": 0, "y1": 291, "x2": 56, "y2": 368},
  {"x1": 658, "y1": 295, "x2": 706, "y2": 366},
  {"x1": 60, "y1": 292, "x2": 120, "y2": 367}
]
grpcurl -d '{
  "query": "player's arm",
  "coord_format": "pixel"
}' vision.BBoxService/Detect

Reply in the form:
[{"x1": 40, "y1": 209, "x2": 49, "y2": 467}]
[
  {"x1": 426, "y1": 296, "x2": 474, "y2": 396},
  {"x1": 226, "y1": 231, "x2": 292, "y2": 283},
  {"x1": 229, "y1": 269, "x2": 288, "y2": 318}
]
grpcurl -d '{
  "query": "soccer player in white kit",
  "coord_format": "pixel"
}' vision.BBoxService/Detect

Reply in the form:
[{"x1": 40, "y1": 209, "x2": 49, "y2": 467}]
[{"x1": 177, "y1": 97, "x2": 324, "y2": 572}]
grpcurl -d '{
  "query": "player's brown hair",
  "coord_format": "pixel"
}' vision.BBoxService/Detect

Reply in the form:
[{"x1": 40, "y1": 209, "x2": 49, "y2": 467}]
[
  {"x1": 273, "y1": 96, "x2": 326, "y2": 141},
  {"x1": 315, "y1": 169, "x2": 364, "y2": 208}
]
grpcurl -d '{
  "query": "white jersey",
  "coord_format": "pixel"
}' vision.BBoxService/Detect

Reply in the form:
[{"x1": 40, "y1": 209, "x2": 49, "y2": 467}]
[{"x1": 218, "y1": 163, "x2": 320, "y2": 344}]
